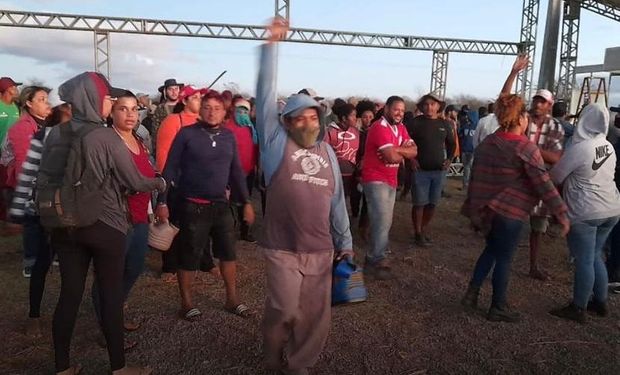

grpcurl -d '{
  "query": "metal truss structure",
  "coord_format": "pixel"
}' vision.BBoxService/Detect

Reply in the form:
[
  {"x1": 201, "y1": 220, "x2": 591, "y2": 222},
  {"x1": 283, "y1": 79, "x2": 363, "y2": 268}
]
[
  {"x1": 430, "y1": 51, "x2": 449, "y2": 99},
  {"x1": 1, "y1": 1, "x2": 618, "y2": 105},
  {"x1": 556, "y1": 0, "x2": 620, "y2": 109},
  {"x1": 0, "y1": 1, "x2": 521, "y2": 99},
  {"x1": 580, "y1": 0, "x2": 620, "y2": 22},
  {"x1": 557, "y1": 0, "x2": 581, "y2": 105},
  {"x1": 516, "y1": 0, "x2": 540, "y2": 99},
  {"x1": 275, "y1": 0, "x2": 290, "y2": 20}
]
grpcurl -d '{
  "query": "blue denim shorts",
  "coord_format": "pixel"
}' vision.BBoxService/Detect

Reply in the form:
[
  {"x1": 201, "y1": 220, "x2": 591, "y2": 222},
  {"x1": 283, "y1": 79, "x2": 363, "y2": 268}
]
[{"x1": 412, "y1": 169, "x2": 446, "y2": 206}]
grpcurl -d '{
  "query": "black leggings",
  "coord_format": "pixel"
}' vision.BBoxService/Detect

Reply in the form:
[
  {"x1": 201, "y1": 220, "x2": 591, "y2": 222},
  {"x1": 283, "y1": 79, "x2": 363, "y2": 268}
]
[
  {"x1": 52, "y1": 221, "x2": 126, "y2": 372},
  {"x1": 27, "y1": 216, "x2": 54, "y2": 318}
]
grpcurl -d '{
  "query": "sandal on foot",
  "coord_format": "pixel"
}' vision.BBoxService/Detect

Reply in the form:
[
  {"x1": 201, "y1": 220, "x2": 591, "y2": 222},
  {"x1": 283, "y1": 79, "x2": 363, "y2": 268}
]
[
  {"x1": 96, "y1": 335, "x2": 138, "y2": 352},
  {"x1": 57, "y1": 364, "x2": 82, "y2": 375},
  {"x1": 180, "y1": 307, "x2": 202, "y2": 322},
  {"x1": 160, "y1": 272, "x2": 177, "y2": 283},
  {"x1": 225, "y1": 303, "x2": 252, "y2": 318}
]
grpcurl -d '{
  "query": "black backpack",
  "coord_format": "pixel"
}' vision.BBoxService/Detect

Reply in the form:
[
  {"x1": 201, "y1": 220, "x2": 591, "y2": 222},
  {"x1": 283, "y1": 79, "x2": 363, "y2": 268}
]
[{"x1": 36, "y1": 122, "x2": 105, "y2": 228}]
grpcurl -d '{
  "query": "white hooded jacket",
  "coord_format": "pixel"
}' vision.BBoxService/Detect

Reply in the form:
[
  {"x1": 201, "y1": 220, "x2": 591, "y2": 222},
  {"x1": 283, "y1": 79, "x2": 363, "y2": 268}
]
[{"x1": 550, "y1": 103, "x2": 620, "y2": 223}]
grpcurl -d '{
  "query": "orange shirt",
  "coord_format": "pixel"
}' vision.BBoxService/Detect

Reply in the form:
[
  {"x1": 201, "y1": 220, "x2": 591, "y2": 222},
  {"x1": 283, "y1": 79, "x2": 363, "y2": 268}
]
[{"x1": 156, "y1": 111, "x2": 199, "y2": 171}]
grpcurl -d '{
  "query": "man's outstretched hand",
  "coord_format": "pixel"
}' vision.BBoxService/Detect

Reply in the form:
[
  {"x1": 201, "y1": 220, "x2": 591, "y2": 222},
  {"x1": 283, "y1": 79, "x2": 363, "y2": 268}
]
[
  {"x1": 511, "y1": 54, "x2": 530, "y2": 73},
  {"x1": 267, "y1": 17, "x2": 289, "y2": 43}
]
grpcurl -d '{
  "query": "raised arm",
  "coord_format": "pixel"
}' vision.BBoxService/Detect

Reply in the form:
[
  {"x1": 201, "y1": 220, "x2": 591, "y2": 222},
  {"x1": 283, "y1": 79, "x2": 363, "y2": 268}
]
[
  {"x1": 256, "y1": 17, "x2": 290, "y2": 185},
  {"x1": 501, "y1": 55, "x2": 530, "y2": 95}
]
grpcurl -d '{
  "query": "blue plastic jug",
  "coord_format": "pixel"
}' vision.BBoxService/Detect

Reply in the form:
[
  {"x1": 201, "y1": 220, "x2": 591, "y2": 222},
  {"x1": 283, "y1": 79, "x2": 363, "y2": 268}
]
[{"x1": 332, "y1": 257, "x2": 368, "y2": 305}]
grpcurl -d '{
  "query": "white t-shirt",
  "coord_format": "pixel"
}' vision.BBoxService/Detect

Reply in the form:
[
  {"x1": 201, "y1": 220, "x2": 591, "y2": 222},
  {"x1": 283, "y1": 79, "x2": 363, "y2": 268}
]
[{"x1": 473, "y1": 114, "x2": 499, "y2": 149}]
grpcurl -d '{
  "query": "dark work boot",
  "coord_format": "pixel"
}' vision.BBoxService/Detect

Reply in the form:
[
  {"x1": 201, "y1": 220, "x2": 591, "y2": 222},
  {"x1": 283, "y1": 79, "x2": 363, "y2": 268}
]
[
  {"x1": 549, "y1": 303, "x2": 586, "y2": 324},
  {"x1": 586, "y1": 300, "x2": 608, "y2": 317},
  {"x1": 461, "y1": 284, "x2": 480, "y2": 309},
  {"x1": 487, "y1": 304, "x2": 521, "y2": 323}
]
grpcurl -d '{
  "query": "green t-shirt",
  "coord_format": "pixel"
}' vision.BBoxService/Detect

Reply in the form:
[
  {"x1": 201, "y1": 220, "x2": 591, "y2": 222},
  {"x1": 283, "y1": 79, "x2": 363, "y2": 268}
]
[{"x1": 0, "y1": 101, "x2": 20, "y2": 146}]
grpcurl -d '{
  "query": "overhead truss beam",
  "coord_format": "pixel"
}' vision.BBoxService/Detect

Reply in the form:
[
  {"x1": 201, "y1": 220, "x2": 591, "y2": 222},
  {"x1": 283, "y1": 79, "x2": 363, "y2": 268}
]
[
  {"x1": 557, "y1": 0, "x2": 581, "y2": 108},
  {"x1": 580, "y1": 0, "x2": 620, "y2": 22},
  {"x1": 0, "y1": 10, "x2": 521, "y2": 55}
]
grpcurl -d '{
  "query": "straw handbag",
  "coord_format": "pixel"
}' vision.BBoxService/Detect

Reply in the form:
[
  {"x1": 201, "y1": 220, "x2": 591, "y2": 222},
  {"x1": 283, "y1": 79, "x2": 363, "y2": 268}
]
[{"x1": 148, "y1": 221, "x2": 179, "y2": 251}]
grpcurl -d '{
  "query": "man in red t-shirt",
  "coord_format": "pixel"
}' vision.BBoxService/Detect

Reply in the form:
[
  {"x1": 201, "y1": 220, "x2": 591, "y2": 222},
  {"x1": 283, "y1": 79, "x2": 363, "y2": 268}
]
[{"x1": 361, "y1": 96, "x2": 417, "y2": 280}]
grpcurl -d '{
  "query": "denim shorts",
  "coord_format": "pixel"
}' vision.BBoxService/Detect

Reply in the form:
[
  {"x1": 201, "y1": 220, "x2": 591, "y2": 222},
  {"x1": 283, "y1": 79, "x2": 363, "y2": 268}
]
[{"x1": 412, "y1": 169, "x2": 446, "y2": 206}]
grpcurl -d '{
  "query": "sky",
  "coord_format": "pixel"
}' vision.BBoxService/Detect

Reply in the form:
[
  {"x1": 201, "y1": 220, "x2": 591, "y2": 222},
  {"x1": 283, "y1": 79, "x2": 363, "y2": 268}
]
[{"x1": 0, "y1": 0, "x2": 619, "y2": 106}]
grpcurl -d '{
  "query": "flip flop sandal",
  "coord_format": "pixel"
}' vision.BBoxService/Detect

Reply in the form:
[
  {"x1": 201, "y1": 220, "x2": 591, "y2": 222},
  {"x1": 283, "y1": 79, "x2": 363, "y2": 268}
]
[
  {"x1": 225, "y1": 303, "x2": 253, "y2": 318},
  {"x1": 180, "y1": 308, "x2": 202, "y2": 322}
]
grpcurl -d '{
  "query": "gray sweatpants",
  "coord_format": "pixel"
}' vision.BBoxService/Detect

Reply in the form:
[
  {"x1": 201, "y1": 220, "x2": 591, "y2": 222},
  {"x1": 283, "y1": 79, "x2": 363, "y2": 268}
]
[{"x1": 261, "y1": 248, "x2": 334, "y2": 372}]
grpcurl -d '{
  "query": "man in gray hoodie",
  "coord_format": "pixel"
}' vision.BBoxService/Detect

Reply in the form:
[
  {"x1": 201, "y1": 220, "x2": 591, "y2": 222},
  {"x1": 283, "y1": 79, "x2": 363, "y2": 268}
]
[
  {"x1": 256, "y1": 18, "x2": 353, "y2": 375},
  {"x1": 550, "y1": 103, "x2": 620, "y2": 323},
  {"x1": 45, "y1": 72, "x2": 165, "y2": 375}
]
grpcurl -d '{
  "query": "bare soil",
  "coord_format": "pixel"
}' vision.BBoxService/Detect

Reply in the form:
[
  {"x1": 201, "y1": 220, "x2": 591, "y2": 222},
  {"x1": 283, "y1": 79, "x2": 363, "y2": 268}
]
[{"x1": 1, "y1": 179, "x2": 619, "y2": 374}]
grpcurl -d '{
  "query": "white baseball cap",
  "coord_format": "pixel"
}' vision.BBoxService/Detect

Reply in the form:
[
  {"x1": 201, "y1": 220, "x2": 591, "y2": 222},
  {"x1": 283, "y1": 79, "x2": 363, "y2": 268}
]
[{"x1": 533, "y1": 89, "x2": 554, "y2": 104}]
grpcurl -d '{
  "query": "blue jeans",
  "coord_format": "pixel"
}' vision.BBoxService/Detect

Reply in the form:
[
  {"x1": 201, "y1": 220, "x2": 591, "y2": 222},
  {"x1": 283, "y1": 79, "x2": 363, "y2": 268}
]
[
  {"x1": 363, "y1": 182, "x2": 396, "y2": 264},
  {"x1": 23, "y1": 214, "x2": 47, "y2": 267},
  {"x1": 470, "y1": 214, "x2": 524, "y2": 308},
  {"x1": 567, "y1": 216, "x2": 619, "y2": 308},
  {"x1": 92, "y1": 222, "x2": 149, "y2": 322},
  {"x1": 412, "y1": 170, "x2": 446, "y2": 206}
]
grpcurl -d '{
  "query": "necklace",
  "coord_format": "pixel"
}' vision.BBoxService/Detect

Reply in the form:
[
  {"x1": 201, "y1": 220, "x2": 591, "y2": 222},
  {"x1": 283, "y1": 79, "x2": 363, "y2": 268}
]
[
  {"x1": 112, "y1": 126, "x2": 139, "y2": 154},
  {"x1": 200, "y1": 126, "x2": 221, "y2": 147}
]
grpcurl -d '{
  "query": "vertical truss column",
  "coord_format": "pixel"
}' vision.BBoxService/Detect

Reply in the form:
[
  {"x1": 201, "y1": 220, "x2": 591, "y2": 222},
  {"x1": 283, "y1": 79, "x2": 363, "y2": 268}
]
[
  {"x1": 516, "y1": 0, "x2": 540, "y2": 99},
  {"x1": 430, "y1": 50, "x2": 448, "y2": 99},
  {"x1": 557, "y1": 0, "x2": 580, "y2": 110},
  {"x1": 94, "y1": 31, "x2": 110, "y2": 80},
  {"x1": 275, "y1": 0, "x2": 290, "y2": 20}
]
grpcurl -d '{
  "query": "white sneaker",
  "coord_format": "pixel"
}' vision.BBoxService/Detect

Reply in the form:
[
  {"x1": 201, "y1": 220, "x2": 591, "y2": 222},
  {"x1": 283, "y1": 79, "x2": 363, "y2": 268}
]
[{"x1": 23, "y1": 266, "x2": 32, "y2": 278}]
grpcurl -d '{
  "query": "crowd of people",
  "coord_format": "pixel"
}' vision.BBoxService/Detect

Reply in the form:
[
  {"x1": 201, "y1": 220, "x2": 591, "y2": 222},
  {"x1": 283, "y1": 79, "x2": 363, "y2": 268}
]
[{"x1": 1, "y1": 17, "x2": 620, "y2": 375}]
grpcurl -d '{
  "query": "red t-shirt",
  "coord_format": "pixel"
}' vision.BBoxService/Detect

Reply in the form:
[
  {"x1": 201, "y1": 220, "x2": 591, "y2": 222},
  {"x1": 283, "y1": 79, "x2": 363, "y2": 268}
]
[
  {"x1": 127, "y1": 144, "x2": 156, "y2": 224},
  {"x1": 323, "y1": 123, "x2": 360, "y2": 175},
  {"x1": 224, "y1": 119, "x2": 258, "y2": 176},
  {"x1": 361, "y1": 117, "x2": 413, "y2": 188}
]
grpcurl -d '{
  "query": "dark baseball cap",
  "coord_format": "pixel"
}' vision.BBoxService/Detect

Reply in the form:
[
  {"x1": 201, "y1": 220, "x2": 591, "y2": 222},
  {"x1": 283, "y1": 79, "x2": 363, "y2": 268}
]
[{"x1": 0, "y1": 77, "x2": 22, "y2": 92}]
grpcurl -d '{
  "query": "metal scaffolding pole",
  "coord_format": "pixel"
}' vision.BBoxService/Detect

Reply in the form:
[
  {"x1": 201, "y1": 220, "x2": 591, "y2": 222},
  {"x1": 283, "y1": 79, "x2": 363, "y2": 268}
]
[
  {"x1": 275, "y1": 0, "x2": 290, "y2": 20},
  {"x1": 557, "y1": 0, "x2": 581, "y2": 108},
  {"x1": 94, "y1": 31, "x2": 110, "y2": 79},
  {"x1": 516, "y1": 0, "x2": 540, "y2": 99},
  {"x1": 580, "y1": 0, "x2": 620, "y2": 22},
  {"x1": 538, "y1": 0, "x2": 563, "y2": 90},
  {"x1": 430, "y1": 50, "x2": 449, "y2": 99}
]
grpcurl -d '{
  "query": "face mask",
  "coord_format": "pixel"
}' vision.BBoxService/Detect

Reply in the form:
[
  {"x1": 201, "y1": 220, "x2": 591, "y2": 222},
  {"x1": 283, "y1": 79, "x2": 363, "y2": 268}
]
[
  {"x1": 235, "y1": 111, "x2": 253, "y2": 126},
  {"x1": 288, "y1": 126, "x2": 320, "y2": 149}
]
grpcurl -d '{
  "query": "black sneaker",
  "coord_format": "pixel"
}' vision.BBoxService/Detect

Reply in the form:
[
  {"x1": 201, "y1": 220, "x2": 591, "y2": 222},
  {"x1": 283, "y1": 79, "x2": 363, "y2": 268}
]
[
  {"x1": 487, "y1": 305, "x2": 521, "y2": 323},
  {"x1": 611, "y1": 285, "x2": 620, "y2": 294},
  {"x1": 549, "y1": 303, "x2": 586, "y2": 324},
  {"x1": 414, "y1": 234, "x2": 430, "y2": 248},
  {"x1": 587, "y1": 300, "x2": 608, "y2": 317},
  {"x1": 22, "y1": 266, "x2": 32, "y2": 278}
]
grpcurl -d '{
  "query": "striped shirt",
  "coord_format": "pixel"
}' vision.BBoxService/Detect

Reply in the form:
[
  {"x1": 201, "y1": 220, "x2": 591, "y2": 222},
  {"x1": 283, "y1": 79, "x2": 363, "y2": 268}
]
[
  {"x1": 9, "y1": 127, "x2": 51, "y2": 220},
  {"x1": 461, "y1": 131, "x2": 567, "y2": 231},
  {"x1": 527, "y1": 116, "x2": 564, "y2": 216}
]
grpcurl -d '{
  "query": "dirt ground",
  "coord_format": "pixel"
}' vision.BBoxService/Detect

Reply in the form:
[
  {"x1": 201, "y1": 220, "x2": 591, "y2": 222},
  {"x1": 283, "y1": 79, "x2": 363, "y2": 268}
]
[{"x1": 1, "y1": 179, "x2": 619, "y2": 375}]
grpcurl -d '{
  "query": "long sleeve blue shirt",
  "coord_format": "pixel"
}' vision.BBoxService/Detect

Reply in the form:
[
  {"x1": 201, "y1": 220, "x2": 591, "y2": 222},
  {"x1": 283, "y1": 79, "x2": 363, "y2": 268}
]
[{"x1": 158, "y1": 121, "x2": 249, "y2": 205}]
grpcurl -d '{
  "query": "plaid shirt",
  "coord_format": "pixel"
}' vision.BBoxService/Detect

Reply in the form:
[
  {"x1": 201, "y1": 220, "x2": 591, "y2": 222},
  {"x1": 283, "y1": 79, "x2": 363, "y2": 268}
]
[
  {"x1": 462, "y1": 132, "x2": 567, "y2": 232},
  {"x1": 527, "y1": 116, "x2": 564, "y2": 216}
]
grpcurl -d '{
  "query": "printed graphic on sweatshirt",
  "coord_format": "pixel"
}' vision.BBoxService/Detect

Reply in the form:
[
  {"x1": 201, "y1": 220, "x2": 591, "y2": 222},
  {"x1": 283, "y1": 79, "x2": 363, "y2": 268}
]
[
  {"x1": 290, "y1": 148, "x2": 330, "y2": 186},
  {"x1": 592, "y1": 144, "x2": 613, "y2": 171}
]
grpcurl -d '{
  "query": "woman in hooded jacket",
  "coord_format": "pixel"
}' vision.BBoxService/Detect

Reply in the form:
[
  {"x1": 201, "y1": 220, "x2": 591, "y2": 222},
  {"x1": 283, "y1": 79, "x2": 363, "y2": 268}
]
[{"x1": 549, "y1": 103, "x2": 620, "y2": 323}]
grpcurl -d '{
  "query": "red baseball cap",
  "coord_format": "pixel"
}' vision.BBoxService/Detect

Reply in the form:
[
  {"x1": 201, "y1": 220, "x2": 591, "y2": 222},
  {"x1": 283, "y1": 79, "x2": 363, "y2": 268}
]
[
  {"x1": 0, "y1": 77, "x2": 22, "y2": 93},
  {"x1": 179, "y1": 86, "x2": 209, "y2": 101}
]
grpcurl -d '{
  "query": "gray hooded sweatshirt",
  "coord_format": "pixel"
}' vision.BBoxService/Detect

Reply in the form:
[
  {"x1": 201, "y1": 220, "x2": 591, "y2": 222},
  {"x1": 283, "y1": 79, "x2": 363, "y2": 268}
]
[
  {"x1": 48, "y1": 72, "x2": 163, "y2": 234},
  {"x1": 550, "y1": 103, "x2": 620, "y2": 223}
]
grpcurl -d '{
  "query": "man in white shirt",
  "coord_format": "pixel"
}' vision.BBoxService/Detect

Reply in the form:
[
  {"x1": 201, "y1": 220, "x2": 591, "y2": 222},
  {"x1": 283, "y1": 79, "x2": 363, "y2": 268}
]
[{"x1": 473, "y1": 102, "x2": 498, "y2": 148}]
